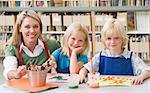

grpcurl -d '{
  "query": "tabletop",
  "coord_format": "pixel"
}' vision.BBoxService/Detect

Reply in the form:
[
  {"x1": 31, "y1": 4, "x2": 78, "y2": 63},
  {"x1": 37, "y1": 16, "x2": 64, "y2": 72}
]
[
  {"x1": 1, "y1": 74, "x2": 150, "y2": 93},
  {"x1": 43, "y1": 76, "x2": 150, "y2": 93}
]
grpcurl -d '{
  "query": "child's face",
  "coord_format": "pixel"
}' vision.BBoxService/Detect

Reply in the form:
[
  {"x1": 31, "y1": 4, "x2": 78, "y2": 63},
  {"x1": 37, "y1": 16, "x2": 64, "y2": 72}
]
[
  {"x1": 104, "y1": 31, "x2": 123, "y2": 52},
  {"x1": 68, "y1": 31, "x2": 85, "y2": 51}
]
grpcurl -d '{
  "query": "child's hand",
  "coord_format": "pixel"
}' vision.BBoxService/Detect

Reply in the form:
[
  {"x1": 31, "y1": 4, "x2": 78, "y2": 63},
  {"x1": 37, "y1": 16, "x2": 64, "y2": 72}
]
[
  {"x1": 132, "y1": 75, "x2": 144, "y2": 85},
  {"x1": 49, "y1": 56, "x2": 57, "y2": 68},
  {"x1": 49, "y1": 60, "x2": 57, "y2": 68},
  {"x1": 42, "y1": 56, "x2": 56, "y2": 68},
  {"x1": 79, "y1": 73, "x2": 87, "y2": 83},
  {"x1": 72, "y1": 46, "x2": 84, "y2": 54},
  {"x1": 79, "y1": 68, "x2": 88, "y2": 83}
]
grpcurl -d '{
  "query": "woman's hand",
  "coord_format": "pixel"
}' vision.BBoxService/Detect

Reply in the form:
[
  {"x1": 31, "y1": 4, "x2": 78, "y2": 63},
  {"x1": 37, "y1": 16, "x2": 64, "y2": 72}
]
[
  {"x1": 17, "y1": 65, "x2": 27, "y2": 76},
  {"x1": 7, "y1": 70, "x2": 21, "y2": 80},
  {"x1": 7, "y1": 65, "x2": 26, "y2": 80}
]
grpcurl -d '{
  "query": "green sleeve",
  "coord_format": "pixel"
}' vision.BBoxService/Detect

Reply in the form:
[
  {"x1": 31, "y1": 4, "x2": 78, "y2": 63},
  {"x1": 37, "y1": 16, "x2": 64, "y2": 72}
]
[
  {"x1": 4, "y1": 45, "x2": 18, "y2": 57},
  {"x1": 45, "y1": 38, "x2": 61, "y2": 54}
]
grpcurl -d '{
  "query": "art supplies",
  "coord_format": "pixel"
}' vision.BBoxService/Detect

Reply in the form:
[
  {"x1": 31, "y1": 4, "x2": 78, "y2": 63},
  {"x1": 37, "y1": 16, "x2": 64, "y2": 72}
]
[
  {"x1": 98, "y1": 76, "x2": 133, "y2": 86},
  {"x1": 24, "y1": 58, "x2": 58, "y2": 87},
  {"x1": 28, "y1": 69, "x2": 47, "y2": 87},
  {"x1": 47, "y1": 73, "x2": 69, "y2": 83},
  {"x1": 87, "y1": 72, "x2": 100, "y2": 88},
  {"x1": 42, "y1": 58, "x2": 57, "y2": 74},
  {"x1": 26, "y1": 61, "x2": 49, "y2": 87},
  {"x1": 6, "y1": 59, "x2": 59, "y2": 92},
  {"x1": 87, "y1": 74, "x2": 134, "y2": 87},
  {"x1": 26, "y1": 59, "x2": 51, "y2": 71},
  {"x1": 68, "y1": 74, "x2": 80, "y2": 89}
]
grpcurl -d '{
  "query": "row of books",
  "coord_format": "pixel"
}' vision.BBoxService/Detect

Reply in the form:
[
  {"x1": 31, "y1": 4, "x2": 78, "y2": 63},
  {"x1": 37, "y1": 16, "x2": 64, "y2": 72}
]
[
  {"x1": 129, "y1": 35, "x2": 150, "y2": 42},
  {"x1": 0, "y1": 0, "x2": 149, "y2": 7},
  {"x1": 63, "y1": 0, "x2": 150, "y2": 7},
  {"x1": 129, "y1": 34, "x2": 150, "y2": 60},
  {"x1": 0, "y1": 0, "x2": 54, "y2": 7},
  {"x1": 136, "y1": 12, "x2": 150, "y2": 33},
  {"x1": 0, "y1": 11, "x2": 149, "y2": 33},
  {"x1": 41, "y1": 13, "x2": 92, "y2": 32},
  {"x1": 51, "y1": 12, "x2": 149, "y2": 33},
  {"x1": 0, "y1": 15, "x2": 15, "y2": 32}
]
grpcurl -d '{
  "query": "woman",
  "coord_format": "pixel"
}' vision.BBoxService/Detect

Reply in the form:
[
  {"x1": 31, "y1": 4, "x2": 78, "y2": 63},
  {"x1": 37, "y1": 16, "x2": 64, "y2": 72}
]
[{"x1": 3, "y1": 10, "x2": 60, "y2": 80}]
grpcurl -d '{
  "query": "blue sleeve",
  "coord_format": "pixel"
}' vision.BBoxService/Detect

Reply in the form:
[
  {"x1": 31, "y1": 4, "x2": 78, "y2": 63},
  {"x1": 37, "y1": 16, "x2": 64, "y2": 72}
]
[
  {"x1": 78, "y1": 55, "x2": 88, "y2": 64},
  {"x1": 52, "y1": 48, "x2": 61, "y2": 63}
]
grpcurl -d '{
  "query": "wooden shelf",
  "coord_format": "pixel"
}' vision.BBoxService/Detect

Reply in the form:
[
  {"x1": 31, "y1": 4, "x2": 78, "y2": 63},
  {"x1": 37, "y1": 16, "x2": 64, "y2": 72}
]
[
  {"x1": 0, "y1": 6, "x2": 150, "y2": 12},
  {"x1": 94, "y1": 31, "x2": 150, "y2": 35},
  {"x1": 127, "y1": 31, "x2": 150, "y2": 35},
  {"x1": 0, "y1": 31, "x2": 12, "y2": 33},
  {"x1": 42, "y1": 31, "x2": 65, "y2": 34}
]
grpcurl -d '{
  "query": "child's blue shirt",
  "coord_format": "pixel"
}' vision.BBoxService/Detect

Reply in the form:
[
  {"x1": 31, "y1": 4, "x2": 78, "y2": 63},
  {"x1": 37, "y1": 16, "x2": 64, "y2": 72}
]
[{"x1": 52, "y1": 48, "x2": 88, "y2": 73}]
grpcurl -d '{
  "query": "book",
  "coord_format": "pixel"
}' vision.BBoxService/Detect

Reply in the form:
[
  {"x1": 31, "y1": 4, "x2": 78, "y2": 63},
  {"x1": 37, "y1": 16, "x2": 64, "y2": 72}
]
[
  {"x1": 136, "y1": 11, "x2": 150, "y2": 33},
  {"x1": 127, "y1": 12, "x2": 136, "y2": 31}
]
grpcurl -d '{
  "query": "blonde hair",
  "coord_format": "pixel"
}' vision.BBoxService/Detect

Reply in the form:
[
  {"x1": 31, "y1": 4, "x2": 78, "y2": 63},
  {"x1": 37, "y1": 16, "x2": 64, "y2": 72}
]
[
  {"x1": 8, "y1": 10, "x2": 42, "y2": 47},
  {"x1": 101, "y1": 18, "x2": 128, "y2": 49},
  {"x1": 62, "y1": 22, "x2": 89, "y2": 56}
]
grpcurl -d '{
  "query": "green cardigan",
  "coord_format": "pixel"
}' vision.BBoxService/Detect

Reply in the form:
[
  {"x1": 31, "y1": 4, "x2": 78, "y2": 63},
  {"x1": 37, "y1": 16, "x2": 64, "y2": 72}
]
[{"x1": 4, "y1": 39, "x2": 61, "y2": 65}]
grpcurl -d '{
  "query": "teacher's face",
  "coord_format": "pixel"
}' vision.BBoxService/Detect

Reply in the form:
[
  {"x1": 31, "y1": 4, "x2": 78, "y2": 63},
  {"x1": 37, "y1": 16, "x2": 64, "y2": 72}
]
[{"x1": 20, "y1": 17, "x2": 41, "y2": 45}]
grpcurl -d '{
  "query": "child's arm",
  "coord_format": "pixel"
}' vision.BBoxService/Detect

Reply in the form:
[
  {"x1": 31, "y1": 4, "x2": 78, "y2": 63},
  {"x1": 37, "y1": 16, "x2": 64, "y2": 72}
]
[
  {"x1": 133, "y1": 70, "x2": 150, "y2": 85},
  {"x1": 131, "y1": 52, "x2": 150, "y2": 85},
  {"x1": 49, "y1": 56, "x2": 57, "y2": 68},
  {"x1": 70, "y1": 47, "x2": 84, "y2": 74},
  {"x1": 42, "y1": 56, "x2": 57, "y2": 73},
  {"x1": 79, "y1": 67, "x2": 88, "y2": 83}
]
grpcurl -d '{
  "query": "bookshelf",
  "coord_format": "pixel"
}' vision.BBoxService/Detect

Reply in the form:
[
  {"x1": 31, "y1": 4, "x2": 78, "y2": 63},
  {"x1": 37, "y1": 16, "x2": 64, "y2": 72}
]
[
  {"x1": 0, "y1": 0, "x2": 150, "y2": 61},
  {"x1": 0, "y1": 6, "x2": 150, "y2": 12}
]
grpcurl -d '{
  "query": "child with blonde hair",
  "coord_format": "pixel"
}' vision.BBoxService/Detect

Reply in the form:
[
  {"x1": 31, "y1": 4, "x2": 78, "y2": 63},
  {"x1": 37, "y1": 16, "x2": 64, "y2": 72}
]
[
  {"x1": 51, "y1": 22, "x2": 89, "y2": 74},
  {"x1": 79, "y1": 18, "x2": 150, "y2": 85}
]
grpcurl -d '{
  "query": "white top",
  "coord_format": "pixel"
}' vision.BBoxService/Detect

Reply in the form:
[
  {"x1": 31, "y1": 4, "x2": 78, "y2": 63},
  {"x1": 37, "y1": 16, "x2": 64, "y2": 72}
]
[
  {"x1": 3, "y1": 39, "x2": 45, "y2": 80},
  {"x1": 84, "y1": 49, "x2": 150, "y2": 75}
]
